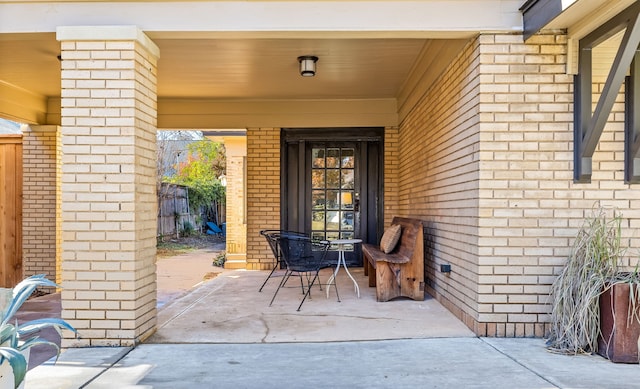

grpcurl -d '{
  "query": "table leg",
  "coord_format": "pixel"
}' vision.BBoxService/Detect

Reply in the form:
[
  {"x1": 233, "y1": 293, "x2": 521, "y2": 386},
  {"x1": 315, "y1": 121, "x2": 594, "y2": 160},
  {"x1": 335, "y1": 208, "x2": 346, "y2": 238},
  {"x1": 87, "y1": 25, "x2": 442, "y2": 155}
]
[
  {"x1": 326, "y1": 249, "x2": 360, "y2": 299},
  {"x1": 342, "y1": 260, "x2": 360, "y2": 298},
  {"x1": 326, "y1": 251, "x2": 342, "y2": 299}
]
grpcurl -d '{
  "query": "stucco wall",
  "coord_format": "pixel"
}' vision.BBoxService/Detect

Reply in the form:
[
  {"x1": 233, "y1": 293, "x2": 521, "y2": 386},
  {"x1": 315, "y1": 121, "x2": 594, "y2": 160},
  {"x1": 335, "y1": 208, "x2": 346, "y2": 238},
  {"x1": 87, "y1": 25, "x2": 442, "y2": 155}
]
[{"x1": 223, "y1": 137, "x2": 247, "y2": 269}]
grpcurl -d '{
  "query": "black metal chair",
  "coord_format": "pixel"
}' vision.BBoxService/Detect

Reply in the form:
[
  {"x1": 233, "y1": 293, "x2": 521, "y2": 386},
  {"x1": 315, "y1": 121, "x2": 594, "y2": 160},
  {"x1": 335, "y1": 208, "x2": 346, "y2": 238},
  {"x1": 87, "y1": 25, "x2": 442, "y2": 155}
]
[
  {"x1": 258, "y1": 230, "x2": 308, "y2": 292},
  {"x1": 269, "y1": 235, "x2": 338, "y2": 311}
]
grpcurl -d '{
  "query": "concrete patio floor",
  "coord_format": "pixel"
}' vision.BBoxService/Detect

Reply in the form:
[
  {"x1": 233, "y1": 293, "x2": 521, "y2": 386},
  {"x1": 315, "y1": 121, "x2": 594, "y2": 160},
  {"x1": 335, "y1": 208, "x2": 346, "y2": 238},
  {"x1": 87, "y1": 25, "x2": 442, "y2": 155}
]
[
  {"x1": 19, "y1": 248, "x2": 640, "y2": 388},
  {"x1": 150, "y1": 267, "x2": 475, "y2": 343}
]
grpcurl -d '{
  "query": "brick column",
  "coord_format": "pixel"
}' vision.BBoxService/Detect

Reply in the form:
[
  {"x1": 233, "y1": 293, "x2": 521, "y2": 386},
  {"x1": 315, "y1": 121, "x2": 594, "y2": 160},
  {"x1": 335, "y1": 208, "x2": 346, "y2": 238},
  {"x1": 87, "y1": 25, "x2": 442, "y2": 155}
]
[
  {"x1": 476, "y1": 33, "x2": 572, "y2": 337},
  {"x1": 21, "y1": 125, "x2": 60, "y2": 286},
  {"x1": 383, "y1": 126, "x2": 400, "y2": 228},
  {"x1": 57, "y1": 26, "x2": 159, "y2": 346},
  {"x1": 246, "y1": 128, "x2": 280, "y2": 270},
  {"x1": 222, "y1": 136, "x2": 247, "y2": 269}
]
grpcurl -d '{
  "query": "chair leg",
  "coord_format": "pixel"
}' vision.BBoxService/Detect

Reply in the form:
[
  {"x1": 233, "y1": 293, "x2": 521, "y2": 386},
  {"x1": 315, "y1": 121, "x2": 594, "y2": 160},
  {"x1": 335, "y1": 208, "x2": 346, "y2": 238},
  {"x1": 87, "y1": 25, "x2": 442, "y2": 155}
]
[
  {"x1": 297, "y1": 271, "x2": 320, "y2": 311},
  {"x1": 282, "y1": 271, "x2": 294, "y2": 289},
  {"x1": 258, "y1": 262, "x2": 279, "y2": 292},
  {"x1": 269, "y1": 269, "x2": 291, "y2": 307},
  {"x1": 316, "y1": 272, "x2": 323, "y2": 291},
  {"x1": 304, "y1": 272, "x2": 315, "y2": 299}
]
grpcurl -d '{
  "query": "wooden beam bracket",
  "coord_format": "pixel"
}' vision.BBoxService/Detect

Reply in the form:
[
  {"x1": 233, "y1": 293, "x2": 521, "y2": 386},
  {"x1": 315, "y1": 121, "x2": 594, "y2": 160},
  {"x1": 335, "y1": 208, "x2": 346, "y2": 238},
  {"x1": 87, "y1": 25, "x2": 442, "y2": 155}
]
[{"x1": 575, "y1": 3, "x2": 640, "y2": 183}]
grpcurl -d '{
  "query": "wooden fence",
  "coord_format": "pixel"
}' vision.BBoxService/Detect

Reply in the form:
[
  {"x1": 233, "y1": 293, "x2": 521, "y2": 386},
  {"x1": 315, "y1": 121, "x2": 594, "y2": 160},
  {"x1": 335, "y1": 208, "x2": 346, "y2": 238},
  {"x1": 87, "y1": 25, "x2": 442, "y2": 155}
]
[
  {"x1": 0, "y1": 135, "x2": 23, "y2": 287},
  {"x1": 157, "y1": 183, "x2": 225, "y2": 239},
  {"x1": 158, "y1": 183, "x2": 192, "y2": 238}
]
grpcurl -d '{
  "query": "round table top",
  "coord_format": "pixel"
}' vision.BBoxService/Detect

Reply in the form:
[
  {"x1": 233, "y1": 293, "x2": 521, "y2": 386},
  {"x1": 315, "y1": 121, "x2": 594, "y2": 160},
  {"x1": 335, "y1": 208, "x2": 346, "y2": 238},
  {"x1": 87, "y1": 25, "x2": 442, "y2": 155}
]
[{"x1": 330, "y1": 238, "x2": 362, "y2": 245}]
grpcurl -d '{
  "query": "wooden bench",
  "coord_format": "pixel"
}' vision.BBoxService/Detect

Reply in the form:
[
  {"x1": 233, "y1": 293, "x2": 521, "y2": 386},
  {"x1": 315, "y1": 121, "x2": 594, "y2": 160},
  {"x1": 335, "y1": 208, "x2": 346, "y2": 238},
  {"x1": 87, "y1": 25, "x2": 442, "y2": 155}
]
[{"x1": 362, "y1": 217, "x2": 424, "y2": 302}]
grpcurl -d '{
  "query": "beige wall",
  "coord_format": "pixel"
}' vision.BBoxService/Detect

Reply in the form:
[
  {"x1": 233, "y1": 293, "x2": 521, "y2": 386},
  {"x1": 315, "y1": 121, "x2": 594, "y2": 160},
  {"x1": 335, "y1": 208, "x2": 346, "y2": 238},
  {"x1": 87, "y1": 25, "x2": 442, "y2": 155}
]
[
  {"x1": 246, "y1": 127, "x2": 281, "y2": 270},
  {"x1": 245, "y1": 126, "x2": 401, "y2": 270},
  {"x1": 21, "y1": 125, "x2": 60, "y2": 285},
  {"x1": 382, "y1": 126, "x2": 400, "y2": 227},
  {"x1": 223, "y1": 136, "x2": 247, "y2": 269},
  {"x1": 476, "y1": 33, "x2": 572, "y2": 337},
  {"x1": 58, "y1": 28, "x2": 159, "y2": 346},
  {"x1": 397, "y1": 34, "x2": 483, "y2": 332},
  {"x1": 12, "y1": 28, "x2": 635, "y2": 343},
  {"x1": 396, "y1": 31, "x2": 639, "y2": 337}
]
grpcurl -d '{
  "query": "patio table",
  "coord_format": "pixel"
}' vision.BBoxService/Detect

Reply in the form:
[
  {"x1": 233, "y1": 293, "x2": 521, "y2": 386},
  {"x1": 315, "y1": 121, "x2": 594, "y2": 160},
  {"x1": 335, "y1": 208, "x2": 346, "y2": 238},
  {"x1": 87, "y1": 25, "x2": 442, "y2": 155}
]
[{"x1": 326, "y1": 238, "x2": 362, "y2": 298}]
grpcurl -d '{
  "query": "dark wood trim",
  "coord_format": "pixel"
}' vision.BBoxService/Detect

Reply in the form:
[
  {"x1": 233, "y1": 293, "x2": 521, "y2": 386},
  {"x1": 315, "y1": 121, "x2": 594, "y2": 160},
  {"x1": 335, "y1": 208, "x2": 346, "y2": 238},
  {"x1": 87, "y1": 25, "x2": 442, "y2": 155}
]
[
  {"x1": 625, "y1": 62, "x2": 640, "y2": 183},
  {"x1": 520, "y1": 0, "x2": 562, "y2": 40},
  {"x1": 574, "y1": 3, "x2": 640, "y2": 183},
  {"x1": 282, "y1": 127, "x2": 383, "y2": 143},
  {"x1": 580, "y1": 1, "x2": 640, "y2": 49},
  {"x1": 281, "y1": 127, "x2": 383, "y2": 266}
]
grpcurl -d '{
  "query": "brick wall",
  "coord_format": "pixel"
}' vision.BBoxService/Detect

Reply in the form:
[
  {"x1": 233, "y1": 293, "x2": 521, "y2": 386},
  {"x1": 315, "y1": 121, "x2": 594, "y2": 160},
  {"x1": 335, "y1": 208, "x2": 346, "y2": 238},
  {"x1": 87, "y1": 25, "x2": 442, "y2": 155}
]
[
  {"x1": 246, "y1": 127, "x2": 281, "y2": 270},
  {"x1": 397, "y1": 35, "x2": 483, "y2": 332},
  {"x1": 383, "y1": 126, "x2": 400, "y2": 227},
  {"x1": 246, "y1": 127, "x2": 395, "y2": 268},
  {"x1": 22, "y1": 125, "x2": 59, "y2": 285},
  {"x1": 399, "y1": 31, "x2": 639, "y2": 337},
  {"x1": 59, "y1": 35, "x2": 158, "y2": 346},
  {"x1": 56, "y1": 124, "x2": 62, "y2": 287},
  {"x1": 475, "y1": 33, "x2": 574, "y2": 337}
]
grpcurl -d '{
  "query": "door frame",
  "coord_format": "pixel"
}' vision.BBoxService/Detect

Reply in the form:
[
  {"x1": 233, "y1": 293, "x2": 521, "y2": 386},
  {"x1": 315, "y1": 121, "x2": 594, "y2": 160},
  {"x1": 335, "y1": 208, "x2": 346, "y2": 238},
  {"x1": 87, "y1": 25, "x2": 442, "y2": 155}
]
[{"x1": 280, "y1": 128, "x2": 384, "y2": 263}]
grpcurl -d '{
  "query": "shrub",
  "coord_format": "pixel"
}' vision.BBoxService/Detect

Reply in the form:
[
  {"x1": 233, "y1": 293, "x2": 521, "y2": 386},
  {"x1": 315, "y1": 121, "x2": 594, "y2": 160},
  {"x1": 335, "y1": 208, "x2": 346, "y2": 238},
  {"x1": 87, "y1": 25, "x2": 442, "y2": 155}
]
[
  {"x1": 181, "y1": 221, "x2": 194, "y2": 236},
  {"x1": 213, "y1": 251, "x2": 226, "y2": 267}
]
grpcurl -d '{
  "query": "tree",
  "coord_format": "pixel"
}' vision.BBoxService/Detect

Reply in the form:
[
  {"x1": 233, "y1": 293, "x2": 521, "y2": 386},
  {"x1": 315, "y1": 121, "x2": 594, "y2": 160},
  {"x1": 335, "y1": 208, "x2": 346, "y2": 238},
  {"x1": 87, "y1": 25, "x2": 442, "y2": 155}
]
[
  {"x1": 173, "y1": 140, "x2": 226, "y2": 185},
  {"x1": 167, "y1": 138, "x2": 226, "y2": 215},
  {"x1": 157, "y1": 131, "x2": 203, "y2": 237},
  {"x1": 156, "y1": 131, "x2": 226, "y2": 237},
  {"x1": 156, "y1": 130, "x2": 202, "y2": 195}
]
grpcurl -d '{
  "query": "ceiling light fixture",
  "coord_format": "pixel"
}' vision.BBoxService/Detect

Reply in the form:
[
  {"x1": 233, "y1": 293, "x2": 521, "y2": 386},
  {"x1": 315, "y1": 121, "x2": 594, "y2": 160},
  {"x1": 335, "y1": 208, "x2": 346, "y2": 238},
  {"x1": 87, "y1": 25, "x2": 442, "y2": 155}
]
[{"x1": 297, "y1": 55, "x2": 318, "y2": 77}]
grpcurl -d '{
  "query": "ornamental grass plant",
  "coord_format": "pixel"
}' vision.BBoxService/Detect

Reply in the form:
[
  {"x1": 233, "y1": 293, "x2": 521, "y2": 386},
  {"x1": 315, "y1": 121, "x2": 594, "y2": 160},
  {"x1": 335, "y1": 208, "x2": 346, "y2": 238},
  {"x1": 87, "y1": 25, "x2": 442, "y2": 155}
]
[{"x1": 546, "y1": 205, "x2": 640, "y2": 356}]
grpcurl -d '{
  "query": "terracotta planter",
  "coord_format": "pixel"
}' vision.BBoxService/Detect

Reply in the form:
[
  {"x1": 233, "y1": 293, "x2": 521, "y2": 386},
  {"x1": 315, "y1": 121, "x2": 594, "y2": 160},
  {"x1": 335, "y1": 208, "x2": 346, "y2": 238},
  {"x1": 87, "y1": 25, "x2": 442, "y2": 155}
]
[{"x1": 598, "y1": 283, "x2": 640, "y2": 363}]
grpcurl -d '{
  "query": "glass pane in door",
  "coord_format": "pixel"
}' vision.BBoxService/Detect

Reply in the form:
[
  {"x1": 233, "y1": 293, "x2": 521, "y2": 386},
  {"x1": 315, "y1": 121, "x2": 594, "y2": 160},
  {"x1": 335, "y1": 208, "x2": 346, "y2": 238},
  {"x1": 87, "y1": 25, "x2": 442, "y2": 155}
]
[{"x1": 310, "y1": 146, "x2": 356, "y2": 248}]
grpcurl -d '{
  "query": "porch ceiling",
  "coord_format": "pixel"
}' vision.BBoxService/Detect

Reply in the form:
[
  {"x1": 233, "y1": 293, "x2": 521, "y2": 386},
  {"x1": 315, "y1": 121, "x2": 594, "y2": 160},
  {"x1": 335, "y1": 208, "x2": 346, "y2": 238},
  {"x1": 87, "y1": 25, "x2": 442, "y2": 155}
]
[
  {"x1": 0, "y1": 32, "x2": 466, "y2": 105},
  {"x1": 0, "y1": 0, "x2": 524, "y2": 127}
]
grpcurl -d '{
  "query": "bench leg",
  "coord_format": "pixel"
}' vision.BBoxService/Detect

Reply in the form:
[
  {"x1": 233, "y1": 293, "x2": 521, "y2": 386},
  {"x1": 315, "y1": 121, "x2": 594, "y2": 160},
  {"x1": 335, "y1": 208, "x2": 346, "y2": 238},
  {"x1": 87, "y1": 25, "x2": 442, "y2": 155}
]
[
  {"x1": 376, "y1": 262, "x2": 401, "y2": 302},
  {"x1": 366, "y1": 261, "x2": 376, "y2": 287},
  {"x1": 363, "y1": 253, "x2": 377, "y2": 287},
  {"x1": 376, "y1": 262, "x2": 425, "y2": 302}
]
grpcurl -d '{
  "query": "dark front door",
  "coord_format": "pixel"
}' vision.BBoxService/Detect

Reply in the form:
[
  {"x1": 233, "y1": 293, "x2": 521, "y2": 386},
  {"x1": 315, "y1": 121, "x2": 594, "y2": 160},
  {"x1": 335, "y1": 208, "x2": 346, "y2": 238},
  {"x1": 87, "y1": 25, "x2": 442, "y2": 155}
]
[
  {"x1": 282, "y1": 128, "x2": 383, "y2": 266},
  {"x1": 309, "y1": 143, "x2": 358, "y2": 243}
]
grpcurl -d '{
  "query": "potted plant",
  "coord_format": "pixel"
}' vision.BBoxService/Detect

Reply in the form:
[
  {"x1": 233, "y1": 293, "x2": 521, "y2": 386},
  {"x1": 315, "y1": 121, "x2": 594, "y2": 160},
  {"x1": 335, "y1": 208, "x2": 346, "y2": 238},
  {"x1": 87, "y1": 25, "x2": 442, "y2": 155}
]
[
  {"x1": 0, "y1": 274, "x2": 76, "y2": 389},
  {"x1": 598, "y1": 271, "x2": 640, "y2": 362},
  {"x1": 546, "y1": 206, "x2": 640, "y2": 363}
]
